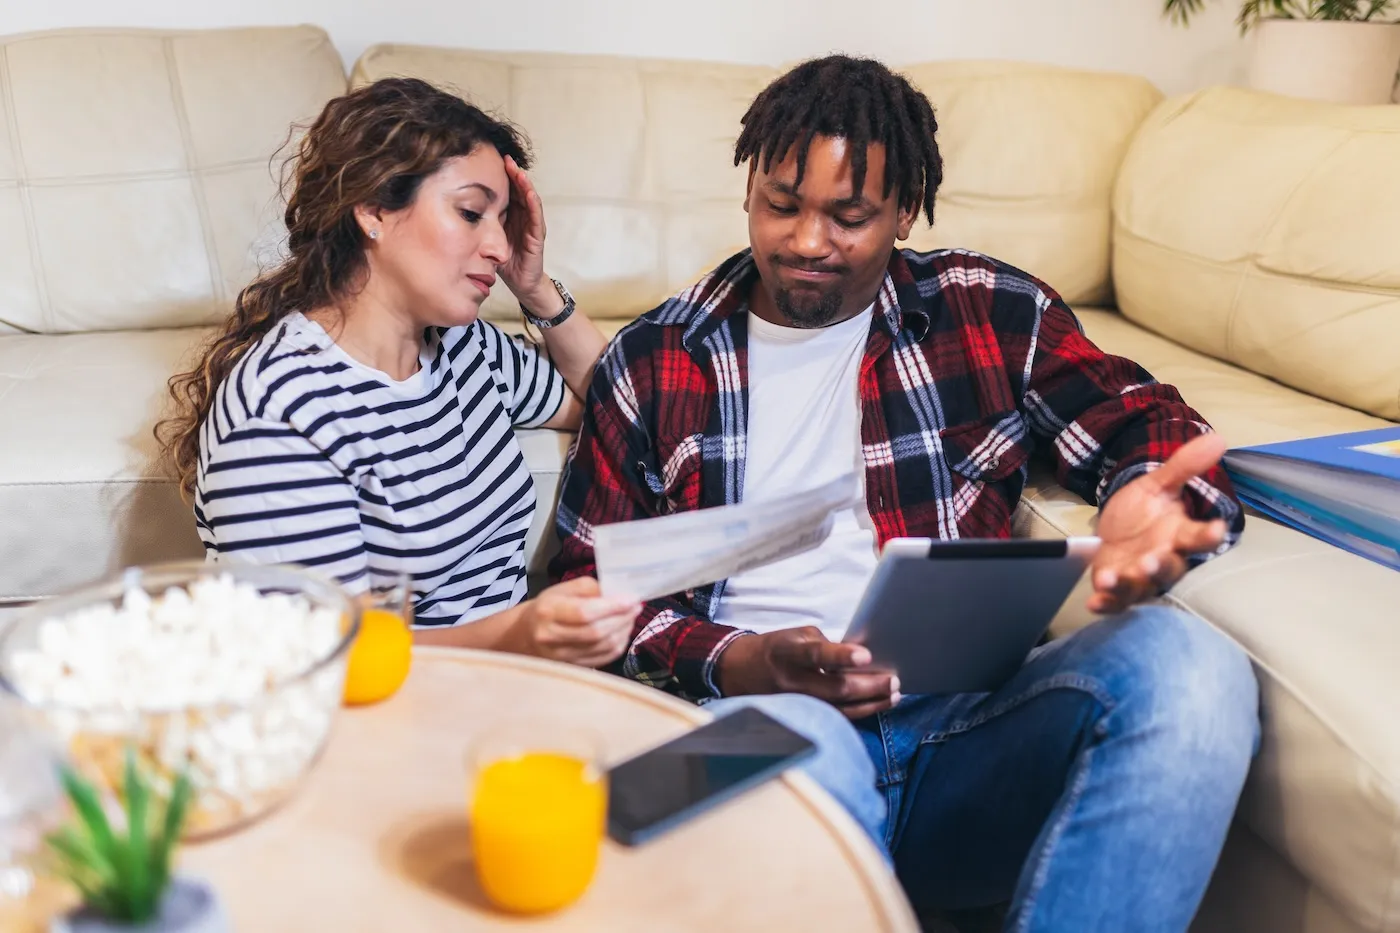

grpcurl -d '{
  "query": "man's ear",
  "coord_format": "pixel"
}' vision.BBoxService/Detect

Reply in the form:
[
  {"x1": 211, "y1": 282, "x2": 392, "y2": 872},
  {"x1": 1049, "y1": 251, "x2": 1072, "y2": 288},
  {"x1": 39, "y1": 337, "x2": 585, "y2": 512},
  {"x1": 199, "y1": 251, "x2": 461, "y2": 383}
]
[{"x1": 895, "y1": 198, "x2": 919, "y2": 242}]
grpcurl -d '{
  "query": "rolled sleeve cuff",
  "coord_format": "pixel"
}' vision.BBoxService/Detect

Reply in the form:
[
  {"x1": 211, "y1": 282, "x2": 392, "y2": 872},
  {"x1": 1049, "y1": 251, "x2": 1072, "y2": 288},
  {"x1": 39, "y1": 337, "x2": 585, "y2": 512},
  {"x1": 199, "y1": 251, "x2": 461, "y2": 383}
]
[{"x1": 1099, "y1": 461, "x2": 1244, "y2": 567}]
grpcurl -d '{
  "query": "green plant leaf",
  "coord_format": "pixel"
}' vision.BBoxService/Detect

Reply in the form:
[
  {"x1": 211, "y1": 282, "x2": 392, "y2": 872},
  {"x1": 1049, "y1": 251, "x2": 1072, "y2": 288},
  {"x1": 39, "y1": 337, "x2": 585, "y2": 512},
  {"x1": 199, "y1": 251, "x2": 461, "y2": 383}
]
[
  {"x1": 46, "y1": 747, "x2": 183, "y2": 924},
  {"x1": 149, "y1": 766, "x2": 193, "y2": 898},
  {"x1": 45, "y1": 826, "x2": 116, "y2": 894},
  {"x1": 56, "y1": 765, "x2": 118, "y2": 870},
  {"x1": 1183, "y1": 0, "x2": 1398, "y2": 29},
  {"x1": 1164, "y1": 0, "x2": 1212, "y2": 25},
  {"x1": 122, "y1": 749, "x2": 154, "y2": 922}
]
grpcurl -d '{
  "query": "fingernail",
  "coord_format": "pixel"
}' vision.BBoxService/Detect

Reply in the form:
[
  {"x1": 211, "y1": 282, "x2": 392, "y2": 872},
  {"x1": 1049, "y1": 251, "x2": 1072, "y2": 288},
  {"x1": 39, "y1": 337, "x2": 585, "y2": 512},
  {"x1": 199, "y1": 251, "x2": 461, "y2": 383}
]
[
  {"x1": 889, "y1": 676, "x2": 901, "y2": 694},
  {"x1": 890, "y1": 692, "x2": 903, "y2": 705},
  {"x1": 851, "y1": 647, "x2": 871, "y2": 666}
]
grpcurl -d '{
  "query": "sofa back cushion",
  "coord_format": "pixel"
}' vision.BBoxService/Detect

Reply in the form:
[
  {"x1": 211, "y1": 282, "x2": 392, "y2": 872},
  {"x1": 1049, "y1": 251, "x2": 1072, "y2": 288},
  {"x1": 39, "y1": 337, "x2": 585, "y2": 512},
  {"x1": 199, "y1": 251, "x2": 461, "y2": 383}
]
[
  {"x1": 0, "y1": 26, "x2": 346, "y2": 334},
  {"x1": 1114, "y1": 87, "x2": 1400, "y2": 422},
  {"x1": 352, "y1": 49, "x2": 1161, "y2": 322},
  {"x1": 899, "y1": 62, "x2": 1161, "y2": 306}
]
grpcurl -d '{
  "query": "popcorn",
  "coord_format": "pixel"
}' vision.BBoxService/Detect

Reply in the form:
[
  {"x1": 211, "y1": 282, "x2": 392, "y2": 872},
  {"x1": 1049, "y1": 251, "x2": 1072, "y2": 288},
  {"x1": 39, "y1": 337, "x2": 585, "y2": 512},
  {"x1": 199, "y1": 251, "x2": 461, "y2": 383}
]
[{"x1": 4, "y1": 573, "x2": 350, "y2": 836}]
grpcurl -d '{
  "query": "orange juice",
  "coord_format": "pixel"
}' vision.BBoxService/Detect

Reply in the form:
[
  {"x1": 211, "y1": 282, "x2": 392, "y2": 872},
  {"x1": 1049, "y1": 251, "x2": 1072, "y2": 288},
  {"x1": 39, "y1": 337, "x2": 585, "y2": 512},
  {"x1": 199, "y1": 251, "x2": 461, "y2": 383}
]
[
  {"x1": 342, "y1": 607, "x2": 412, "y2": 705},
  {"x1": 469, "y1": 752, "x2": 606, "y2": 914}
]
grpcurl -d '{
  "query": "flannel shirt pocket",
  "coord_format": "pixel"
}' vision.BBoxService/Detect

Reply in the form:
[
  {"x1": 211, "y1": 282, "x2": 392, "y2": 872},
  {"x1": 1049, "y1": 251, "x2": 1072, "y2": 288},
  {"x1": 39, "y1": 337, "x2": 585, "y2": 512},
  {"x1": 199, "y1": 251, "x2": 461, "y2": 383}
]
[
  {"x1": 637, "y1": 432, "x2": 704, "y2": 515},
  {"x1": 939, "y1": 412, "x2": 1033, "y2": 484}
]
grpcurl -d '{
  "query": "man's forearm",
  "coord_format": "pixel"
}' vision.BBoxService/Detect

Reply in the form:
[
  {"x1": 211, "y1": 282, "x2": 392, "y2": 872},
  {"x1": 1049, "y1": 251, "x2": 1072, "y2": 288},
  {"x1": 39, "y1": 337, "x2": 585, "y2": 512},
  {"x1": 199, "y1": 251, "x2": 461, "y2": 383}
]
[{"x1": 620, "y1": 601, "x2": 749, "y2": 702}]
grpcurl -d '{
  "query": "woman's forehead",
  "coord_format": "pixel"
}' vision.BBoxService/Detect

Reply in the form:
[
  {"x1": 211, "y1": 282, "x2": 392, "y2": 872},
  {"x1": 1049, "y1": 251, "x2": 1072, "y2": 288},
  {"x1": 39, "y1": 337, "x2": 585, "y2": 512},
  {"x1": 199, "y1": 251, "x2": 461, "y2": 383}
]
[{"x1": 430, "y1": 148, "x2": 508, "y2": 201}]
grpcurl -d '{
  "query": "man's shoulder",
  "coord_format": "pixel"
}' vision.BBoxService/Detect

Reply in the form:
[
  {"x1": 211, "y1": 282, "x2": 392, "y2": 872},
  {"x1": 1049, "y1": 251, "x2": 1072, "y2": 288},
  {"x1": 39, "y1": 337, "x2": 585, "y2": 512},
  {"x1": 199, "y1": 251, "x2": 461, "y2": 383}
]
[
  {"x1": 604, "y1": 250, "x2": 754, "y2": 361},
  {"x1": 898, "y1": 246, "x2": 1060, "y2": 300}
]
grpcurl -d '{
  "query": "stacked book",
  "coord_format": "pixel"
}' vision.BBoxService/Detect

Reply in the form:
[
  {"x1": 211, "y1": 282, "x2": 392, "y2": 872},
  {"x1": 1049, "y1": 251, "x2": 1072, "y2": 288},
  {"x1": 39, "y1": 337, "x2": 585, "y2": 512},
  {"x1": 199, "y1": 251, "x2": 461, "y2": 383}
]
[{"x1": 1223, "y1": 427, "x2": 1400, "y2": 572}]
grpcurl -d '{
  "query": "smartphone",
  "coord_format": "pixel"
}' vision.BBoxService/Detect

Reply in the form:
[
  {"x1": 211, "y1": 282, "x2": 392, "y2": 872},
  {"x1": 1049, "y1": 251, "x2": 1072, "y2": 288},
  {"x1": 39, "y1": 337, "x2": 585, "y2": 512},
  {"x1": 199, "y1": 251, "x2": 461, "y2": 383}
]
[{"x1": 605, "y1": 706, "x2": 817, "y2": 846}]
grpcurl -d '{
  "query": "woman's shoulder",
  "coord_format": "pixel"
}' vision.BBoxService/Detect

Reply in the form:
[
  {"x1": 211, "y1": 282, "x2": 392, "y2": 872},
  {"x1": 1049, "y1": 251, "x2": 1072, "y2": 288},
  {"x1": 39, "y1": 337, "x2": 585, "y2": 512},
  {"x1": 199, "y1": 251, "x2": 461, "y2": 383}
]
[
  {"x1": 435, "y1": 320, "x2": 520, "y2": 383},
  {"x1": 212, "y1": 313, "x2": 363, "y2": 436},
  {"x1": 436, "y1": 320, "x2": 503, "y2": 356}
]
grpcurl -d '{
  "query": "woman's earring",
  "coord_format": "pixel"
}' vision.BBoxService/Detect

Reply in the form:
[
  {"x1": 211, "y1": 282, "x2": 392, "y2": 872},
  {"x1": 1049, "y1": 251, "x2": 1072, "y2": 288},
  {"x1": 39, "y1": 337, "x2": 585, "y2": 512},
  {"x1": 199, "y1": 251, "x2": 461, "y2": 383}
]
[{"x1": 368, "y1": 229, "x2": 379, "y2": 240}]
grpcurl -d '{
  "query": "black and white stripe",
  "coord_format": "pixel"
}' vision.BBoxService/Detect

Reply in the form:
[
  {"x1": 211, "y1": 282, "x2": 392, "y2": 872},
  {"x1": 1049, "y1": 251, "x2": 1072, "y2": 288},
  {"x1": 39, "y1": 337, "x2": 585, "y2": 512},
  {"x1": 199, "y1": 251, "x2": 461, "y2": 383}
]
[{"x1": 195, "y1": 312, "x2": 565, "y2": 627}]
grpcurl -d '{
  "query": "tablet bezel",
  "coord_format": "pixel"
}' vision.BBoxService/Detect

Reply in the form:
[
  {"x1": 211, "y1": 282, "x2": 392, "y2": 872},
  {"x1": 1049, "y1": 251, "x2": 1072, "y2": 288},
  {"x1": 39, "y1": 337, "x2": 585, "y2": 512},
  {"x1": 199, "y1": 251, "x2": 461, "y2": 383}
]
[{"x1": 841, "y1": 536, "x2": 1101, "y2": 695}]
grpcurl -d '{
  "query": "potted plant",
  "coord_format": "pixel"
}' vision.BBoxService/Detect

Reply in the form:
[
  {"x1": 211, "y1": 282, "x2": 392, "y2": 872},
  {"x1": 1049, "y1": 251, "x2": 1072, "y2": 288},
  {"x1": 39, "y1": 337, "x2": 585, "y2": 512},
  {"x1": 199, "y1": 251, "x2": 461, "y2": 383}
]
[
  {"x1": 44, "y1": 750, "x2": 228, "y2": 933},
  {"x1": 1165, "y1": 0, "x2": 1400, "y2": 104}
]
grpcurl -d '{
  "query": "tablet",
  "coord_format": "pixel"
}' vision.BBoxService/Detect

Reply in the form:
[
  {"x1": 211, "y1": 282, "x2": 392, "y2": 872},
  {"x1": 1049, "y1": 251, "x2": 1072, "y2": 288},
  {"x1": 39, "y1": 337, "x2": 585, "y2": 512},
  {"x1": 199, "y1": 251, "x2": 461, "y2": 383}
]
[{"x1": 841, "y1": 537, "x2": 1101, "y2": 695}]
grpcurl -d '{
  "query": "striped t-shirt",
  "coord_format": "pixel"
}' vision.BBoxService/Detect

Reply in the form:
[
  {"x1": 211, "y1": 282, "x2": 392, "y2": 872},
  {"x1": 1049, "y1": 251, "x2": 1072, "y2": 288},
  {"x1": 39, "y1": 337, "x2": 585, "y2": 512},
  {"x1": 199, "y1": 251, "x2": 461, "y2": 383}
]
[{"x1": 195, "y1": 311, "x2": 566, "y2": 627}]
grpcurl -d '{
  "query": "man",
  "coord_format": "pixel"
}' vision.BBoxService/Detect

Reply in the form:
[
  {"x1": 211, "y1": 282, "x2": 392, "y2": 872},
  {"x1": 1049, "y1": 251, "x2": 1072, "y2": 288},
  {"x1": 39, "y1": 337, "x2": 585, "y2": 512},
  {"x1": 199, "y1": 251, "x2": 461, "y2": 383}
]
[{"x1": 551, "y1": 55, "x2": 1258, "y2": 932}]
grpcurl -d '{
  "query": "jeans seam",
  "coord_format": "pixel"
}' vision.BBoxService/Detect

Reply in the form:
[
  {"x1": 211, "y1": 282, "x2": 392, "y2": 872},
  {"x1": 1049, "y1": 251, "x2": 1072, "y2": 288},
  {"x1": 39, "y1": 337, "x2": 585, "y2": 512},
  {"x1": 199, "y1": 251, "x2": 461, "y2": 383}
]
[
  {"x1": 1010, "y1": 742, "x2": 1098, "y2": 932},
  {"x1": 878, "y1": 711, "x2": 906, "y2": 850},
  {"x1": 874, "y1": 710, "x2": 898, "y2": 783},
  {"x1": 921, "y1": 674, "x2": 1117, "y2": 745}
]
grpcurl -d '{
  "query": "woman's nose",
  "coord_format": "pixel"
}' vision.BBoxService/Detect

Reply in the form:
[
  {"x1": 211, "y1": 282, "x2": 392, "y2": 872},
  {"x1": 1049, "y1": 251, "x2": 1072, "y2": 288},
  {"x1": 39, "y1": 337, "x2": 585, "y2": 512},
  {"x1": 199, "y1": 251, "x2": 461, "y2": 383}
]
[{"x1": 481, "y1": 220, "x2": 511, "y2": 265}]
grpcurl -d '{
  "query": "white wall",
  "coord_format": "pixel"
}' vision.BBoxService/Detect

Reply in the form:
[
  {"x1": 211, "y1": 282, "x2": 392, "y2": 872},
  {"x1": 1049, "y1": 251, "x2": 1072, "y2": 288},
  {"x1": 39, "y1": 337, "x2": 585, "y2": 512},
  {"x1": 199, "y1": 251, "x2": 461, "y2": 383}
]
[{"x1": 6, "y1": 0, "x2": 1250, "y2": 95}]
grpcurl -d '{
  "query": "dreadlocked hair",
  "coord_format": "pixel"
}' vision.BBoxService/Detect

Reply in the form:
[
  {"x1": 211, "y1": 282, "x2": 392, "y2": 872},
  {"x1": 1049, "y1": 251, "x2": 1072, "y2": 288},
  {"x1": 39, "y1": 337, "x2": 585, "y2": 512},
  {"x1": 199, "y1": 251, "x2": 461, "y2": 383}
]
[{"x1": 734, "y1": 55, "x2": 943, "y2": 227}]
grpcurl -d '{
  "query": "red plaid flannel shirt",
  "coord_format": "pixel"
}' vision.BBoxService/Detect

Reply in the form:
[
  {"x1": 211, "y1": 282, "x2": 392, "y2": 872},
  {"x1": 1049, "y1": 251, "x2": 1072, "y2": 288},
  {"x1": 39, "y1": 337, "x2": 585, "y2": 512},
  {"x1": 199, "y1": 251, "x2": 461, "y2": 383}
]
[{"x1": 550, "y1": 248, "x2": 1243, "y2": 701}]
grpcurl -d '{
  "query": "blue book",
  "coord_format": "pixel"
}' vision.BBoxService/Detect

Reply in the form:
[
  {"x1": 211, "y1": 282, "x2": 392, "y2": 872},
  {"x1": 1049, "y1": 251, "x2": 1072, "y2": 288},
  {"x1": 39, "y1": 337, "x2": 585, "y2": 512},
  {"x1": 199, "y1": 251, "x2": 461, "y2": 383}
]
[
  {"x1": 1224, "y1": 426, "x2": 1400, "y2": 571},
  {"x1": 1229, "y1": 475, "x2": 1400, "y2": 571}
]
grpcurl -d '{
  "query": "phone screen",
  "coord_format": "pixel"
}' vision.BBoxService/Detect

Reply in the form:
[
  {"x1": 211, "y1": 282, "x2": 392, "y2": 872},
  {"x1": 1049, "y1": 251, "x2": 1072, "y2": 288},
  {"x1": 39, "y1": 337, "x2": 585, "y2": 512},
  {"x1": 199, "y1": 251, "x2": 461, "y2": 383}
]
[{"x1": 606, "y1": 706, "x2": 816, "y2": 845}]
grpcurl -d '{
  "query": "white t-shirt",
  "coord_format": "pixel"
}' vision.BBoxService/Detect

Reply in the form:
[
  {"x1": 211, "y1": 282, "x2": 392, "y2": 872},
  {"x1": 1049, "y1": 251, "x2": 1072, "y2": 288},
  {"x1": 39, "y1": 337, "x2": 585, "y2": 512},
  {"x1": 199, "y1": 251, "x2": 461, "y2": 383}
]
[{"x1": 713, "y1": 305, "x2": 880, "y2": 642}]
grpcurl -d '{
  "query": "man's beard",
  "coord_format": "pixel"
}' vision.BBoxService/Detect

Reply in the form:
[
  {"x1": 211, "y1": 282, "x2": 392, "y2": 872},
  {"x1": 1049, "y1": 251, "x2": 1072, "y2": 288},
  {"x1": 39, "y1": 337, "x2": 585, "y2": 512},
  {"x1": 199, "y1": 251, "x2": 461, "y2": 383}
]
[
  {"x1": 769, "y1": 254, "x2": 850, "y2": 328},
  {"x1": 774, "y1": 285, "x2": 846, "y2": 328}
]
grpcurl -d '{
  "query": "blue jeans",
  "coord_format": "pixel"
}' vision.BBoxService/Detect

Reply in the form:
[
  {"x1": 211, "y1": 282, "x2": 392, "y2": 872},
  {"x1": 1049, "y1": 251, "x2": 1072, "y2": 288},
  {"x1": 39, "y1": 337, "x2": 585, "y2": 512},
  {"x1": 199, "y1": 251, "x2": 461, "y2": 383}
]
[{"x1": 708, "y1": 605, "x2": 1260, "y2": 933}]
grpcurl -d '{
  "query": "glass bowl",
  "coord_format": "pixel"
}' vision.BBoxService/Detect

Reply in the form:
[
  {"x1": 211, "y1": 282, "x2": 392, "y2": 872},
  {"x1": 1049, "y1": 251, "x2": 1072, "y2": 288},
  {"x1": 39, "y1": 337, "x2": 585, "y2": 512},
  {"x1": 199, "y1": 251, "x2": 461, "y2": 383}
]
[{"x1": 0, "y1": 561, "x2": 360, "y2": 841}]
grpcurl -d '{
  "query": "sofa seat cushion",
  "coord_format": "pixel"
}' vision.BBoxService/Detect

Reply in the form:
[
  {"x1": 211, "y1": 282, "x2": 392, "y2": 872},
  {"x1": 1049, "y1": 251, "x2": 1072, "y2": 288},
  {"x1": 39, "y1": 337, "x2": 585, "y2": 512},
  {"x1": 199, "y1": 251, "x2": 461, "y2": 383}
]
[
  {"x1": 0, "y1": 329, "x2": 208, "y2": 602},
  {"x1": 1024, "y1": 309, "x2": 1400, "y2": 932},
  {"x1": 0, "y1": 327, "x2": 585, "y2": 604}
]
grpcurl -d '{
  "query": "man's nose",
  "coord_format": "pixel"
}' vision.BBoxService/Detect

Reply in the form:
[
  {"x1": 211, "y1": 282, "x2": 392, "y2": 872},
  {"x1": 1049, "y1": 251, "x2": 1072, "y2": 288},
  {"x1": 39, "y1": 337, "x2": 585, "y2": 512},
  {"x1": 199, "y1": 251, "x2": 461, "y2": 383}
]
[{"x1": 788, "y1": 211, "x2": 832, "y2": 259}]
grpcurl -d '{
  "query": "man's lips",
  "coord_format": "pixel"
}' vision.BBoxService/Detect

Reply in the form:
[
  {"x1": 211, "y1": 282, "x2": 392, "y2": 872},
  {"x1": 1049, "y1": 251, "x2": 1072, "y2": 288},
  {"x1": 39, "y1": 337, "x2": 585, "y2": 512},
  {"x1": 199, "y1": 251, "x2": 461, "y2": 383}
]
[
  {"x1": 466, "y1": 273, "x2": 496, "y2": 296},
  {"x1": 775, "y1": 262, "x2": 845, "y2": 284}
]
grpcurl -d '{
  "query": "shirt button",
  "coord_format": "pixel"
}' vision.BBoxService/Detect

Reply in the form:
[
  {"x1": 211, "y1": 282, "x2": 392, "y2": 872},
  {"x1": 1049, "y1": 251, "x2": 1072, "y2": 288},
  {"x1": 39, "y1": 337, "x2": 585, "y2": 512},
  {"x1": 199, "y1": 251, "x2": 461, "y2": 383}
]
[{"x1": 986, "y1": 457, "x2": 1000, "y2": 471}]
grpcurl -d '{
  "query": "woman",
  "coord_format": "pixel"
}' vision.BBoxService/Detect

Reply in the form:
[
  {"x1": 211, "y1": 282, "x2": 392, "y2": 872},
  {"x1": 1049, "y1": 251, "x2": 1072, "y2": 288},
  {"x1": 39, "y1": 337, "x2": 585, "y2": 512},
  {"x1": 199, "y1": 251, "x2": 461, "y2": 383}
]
[{"x1": 158, "y1": 78, "x2": 637, "y2": 668}]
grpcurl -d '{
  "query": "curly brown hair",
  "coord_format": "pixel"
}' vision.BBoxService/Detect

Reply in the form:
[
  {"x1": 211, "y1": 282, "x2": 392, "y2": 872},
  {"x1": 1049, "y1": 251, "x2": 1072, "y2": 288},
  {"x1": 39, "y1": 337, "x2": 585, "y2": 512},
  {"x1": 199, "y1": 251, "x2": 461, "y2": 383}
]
[{"x1": 156, "y1": 77, "x2": 531, "y2": 499}]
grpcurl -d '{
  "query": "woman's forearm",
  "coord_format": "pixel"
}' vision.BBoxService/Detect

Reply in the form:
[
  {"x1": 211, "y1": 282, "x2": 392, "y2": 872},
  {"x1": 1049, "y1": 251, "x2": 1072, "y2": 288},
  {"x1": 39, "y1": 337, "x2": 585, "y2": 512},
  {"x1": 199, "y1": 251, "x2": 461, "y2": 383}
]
[
  {"x1": 412, "y1": 602, "x2": 528, "y2": 652},
  {"x1": 520, "y1": 283, "x2": 608, "y2": 401},
  {"x1": 539, "y1": 309, "x2": 608, "y2": 401}
]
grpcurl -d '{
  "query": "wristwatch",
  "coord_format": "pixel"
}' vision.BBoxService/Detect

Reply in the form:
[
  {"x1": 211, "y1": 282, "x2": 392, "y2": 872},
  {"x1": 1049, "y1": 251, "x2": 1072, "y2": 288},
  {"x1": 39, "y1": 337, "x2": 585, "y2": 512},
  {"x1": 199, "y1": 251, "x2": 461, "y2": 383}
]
[{"x1": 520, "y1": 277, "x2": 576, "y2": 330}]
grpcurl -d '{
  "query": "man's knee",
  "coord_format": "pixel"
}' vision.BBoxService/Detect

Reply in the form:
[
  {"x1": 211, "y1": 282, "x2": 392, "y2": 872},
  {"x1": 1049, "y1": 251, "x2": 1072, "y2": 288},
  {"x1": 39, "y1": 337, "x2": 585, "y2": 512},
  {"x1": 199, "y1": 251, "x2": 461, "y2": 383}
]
[
  {"x1": 1089, "y1": 605, "x2": 1260, "y2": 776},
  {"x1": 706, "y1": 693, "x2": 886, "y2": 846}
]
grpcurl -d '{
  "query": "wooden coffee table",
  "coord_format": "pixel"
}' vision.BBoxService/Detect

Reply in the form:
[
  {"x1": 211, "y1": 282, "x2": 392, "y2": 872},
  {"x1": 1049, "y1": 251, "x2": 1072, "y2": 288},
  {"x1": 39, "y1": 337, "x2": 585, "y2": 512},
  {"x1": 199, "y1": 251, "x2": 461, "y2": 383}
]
[{"x1": 67, "y1": 649, "x2": 912, "y2": 931}]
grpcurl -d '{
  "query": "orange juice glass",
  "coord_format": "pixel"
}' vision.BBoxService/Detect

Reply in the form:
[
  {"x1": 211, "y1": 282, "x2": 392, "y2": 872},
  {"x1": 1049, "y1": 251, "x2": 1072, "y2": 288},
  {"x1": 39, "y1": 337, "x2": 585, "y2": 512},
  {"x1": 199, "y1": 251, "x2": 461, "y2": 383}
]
[
  {"x1": 342, "y1": 574, "x2": 414, "y2": 706},
  {"x1": 466, "y1": 728, "x2": 606, "y2": 915}
]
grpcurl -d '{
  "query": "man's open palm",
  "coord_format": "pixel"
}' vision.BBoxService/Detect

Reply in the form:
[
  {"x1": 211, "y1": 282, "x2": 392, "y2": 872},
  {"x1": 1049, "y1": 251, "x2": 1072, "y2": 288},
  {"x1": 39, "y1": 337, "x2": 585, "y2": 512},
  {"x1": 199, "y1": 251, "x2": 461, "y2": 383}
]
[{"x1": 1089, "y1": 432, "x2": 1231, "y2": 614}]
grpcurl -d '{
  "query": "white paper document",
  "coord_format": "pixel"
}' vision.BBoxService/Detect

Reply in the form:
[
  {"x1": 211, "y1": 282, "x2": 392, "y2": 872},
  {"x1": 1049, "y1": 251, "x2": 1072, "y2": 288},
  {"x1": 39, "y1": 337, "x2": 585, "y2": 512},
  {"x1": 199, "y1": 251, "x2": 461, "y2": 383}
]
[{"x1": 594, "y1": 474, "x2": 858, "y2": 602}]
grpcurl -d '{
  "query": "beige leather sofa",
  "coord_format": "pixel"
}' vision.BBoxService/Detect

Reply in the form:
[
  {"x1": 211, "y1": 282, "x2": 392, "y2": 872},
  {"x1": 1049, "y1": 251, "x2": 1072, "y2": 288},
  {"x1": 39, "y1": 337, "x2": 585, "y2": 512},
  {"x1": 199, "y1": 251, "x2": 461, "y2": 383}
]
[{"x1": 0, "y1": 25, "x2": 1395, "y2": 933}]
